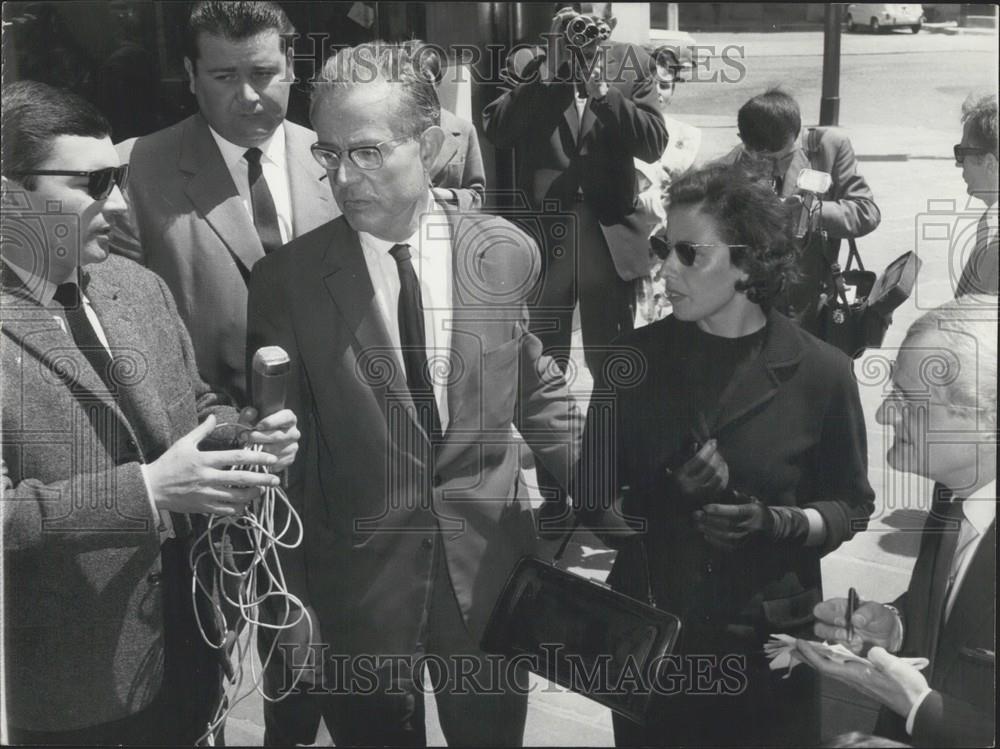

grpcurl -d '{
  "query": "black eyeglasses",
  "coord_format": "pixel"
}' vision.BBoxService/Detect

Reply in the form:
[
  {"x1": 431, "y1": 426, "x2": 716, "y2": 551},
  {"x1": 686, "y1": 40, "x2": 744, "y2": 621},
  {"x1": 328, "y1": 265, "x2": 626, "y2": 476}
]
[
  {"x1": 953, "y1": 144, "x2": 992, "y2": 165},
  {"x1": 311, "y1": 137, "x2": 413, "y2": 172},
  {"x1": 650, "y1": 235, "x2": 750, "y2": 266},
  {"x1": 6, "y1": 165, "x2": 128, "y2": 200}
]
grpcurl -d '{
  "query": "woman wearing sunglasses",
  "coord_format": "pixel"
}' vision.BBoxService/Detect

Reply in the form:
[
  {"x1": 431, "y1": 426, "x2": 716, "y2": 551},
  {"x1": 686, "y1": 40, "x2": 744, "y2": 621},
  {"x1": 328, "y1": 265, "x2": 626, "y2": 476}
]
[{"x1": 584, "y1": 163, "x2": 876, "y2": 746}]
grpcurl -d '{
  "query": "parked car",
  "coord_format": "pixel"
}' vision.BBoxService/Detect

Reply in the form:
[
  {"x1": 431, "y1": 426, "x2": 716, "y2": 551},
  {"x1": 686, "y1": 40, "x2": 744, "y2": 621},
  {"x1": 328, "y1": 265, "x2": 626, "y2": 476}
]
[{"x1": 846, "y1": 3, "x2": 925, "y2": 32}]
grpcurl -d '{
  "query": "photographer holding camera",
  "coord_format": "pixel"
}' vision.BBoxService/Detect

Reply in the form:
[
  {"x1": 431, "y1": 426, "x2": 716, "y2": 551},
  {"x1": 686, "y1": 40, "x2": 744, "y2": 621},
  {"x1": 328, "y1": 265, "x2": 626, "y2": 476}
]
[
  {"x1": 482, "y1": 2, "x2": 667, "y2": 396},
  {"x1": 576, "y1": 164, "x2": 875, "y2": 747},
  {"x1": 722, "y1": 89, "x2": 881, "y2": 337}
]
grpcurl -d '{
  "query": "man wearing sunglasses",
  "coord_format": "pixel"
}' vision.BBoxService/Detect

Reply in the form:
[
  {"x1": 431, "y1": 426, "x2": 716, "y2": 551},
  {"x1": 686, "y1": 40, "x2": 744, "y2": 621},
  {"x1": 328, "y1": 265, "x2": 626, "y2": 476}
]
[
  {"x1": 111, "y1": 1, "x2": 333, "y2": 407},
  {"x1": 247, "y1": 42, "x2": 584, "y2": 746},
  {"x1": 952, "y1": 93, "x2": 998, "y2": 298},
  {"x1": 1, "y1": 80, "x2": 299, "y2": 744}
]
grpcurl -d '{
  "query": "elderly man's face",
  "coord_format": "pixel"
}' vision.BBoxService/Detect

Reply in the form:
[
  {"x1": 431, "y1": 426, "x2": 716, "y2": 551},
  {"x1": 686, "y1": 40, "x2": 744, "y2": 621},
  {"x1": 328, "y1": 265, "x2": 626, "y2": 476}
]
[
  {"x1": 312, "y1": 82, "x2": 440, "y2": 242},
  {"x1": 876, "y1": 334, "x2": 990, "y2": 490}
]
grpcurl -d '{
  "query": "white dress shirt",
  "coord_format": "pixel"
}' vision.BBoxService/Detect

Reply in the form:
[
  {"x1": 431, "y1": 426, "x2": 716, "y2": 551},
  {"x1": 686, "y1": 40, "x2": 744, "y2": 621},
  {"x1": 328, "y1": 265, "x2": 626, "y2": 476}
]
[
  {"x1": 208, "y1": 122, "x2": 294, "y2": 244},
  {"x1": 358, "y1": 193, "x2": 453, "y2": 431},
  {"x1": 4, "y1": 259, "x2": 172, "y2": 539},
  {"x1": 905, "y1": 479, "x2": 996, "y2": 734}
]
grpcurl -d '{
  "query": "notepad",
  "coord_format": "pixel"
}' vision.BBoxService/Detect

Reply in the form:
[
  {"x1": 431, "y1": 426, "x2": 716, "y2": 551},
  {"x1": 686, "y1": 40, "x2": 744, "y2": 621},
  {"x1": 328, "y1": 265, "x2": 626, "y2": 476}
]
[{"x1": 764, "y1": 634, "x2": 930, "y2": 678}]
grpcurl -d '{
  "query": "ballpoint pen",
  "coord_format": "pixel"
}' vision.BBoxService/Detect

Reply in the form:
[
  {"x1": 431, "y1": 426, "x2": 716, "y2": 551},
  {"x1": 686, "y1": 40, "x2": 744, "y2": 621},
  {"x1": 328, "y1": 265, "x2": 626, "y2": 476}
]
[{"x1": 845, "y1": 587, "x2": 859, "y2": 641}]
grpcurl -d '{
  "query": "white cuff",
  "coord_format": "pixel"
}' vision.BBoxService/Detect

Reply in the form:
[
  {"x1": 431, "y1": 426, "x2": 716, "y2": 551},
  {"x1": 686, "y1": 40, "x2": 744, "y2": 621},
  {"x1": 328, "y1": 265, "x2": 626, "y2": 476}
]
[
  {"x1": 803, "y1": 507, "x2": 826, "y2": 546},
  {"x1": 905, "y1": 687, "x2": 933, "y2": 735}
]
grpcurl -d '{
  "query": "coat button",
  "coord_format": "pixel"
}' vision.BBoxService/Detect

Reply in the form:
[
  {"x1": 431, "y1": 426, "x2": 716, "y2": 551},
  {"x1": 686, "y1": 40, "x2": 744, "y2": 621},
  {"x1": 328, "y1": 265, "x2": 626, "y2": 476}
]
[
  {"x1": 420, "y1": 537, "x2": 433, "y2": 550},
  {"x1": 705, "y1": 561, "x2": 713, "y2": 574},
  {"x1": 147, "y1": 571, "x2": 162, "y2": 585},
  {"x1": 126, "y1": 438, "x2": 137, "y2": 450}
]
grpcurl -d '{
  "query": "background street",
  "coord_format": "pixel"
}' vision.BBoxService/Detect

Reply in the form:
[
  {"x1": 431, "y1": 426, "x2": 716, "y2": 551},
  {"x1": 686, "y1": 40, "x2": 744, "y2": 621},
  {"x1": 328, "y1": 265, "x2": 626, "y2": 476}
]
[{"x1": 227, "y1": 27, "x2": 998, "y2": 746}]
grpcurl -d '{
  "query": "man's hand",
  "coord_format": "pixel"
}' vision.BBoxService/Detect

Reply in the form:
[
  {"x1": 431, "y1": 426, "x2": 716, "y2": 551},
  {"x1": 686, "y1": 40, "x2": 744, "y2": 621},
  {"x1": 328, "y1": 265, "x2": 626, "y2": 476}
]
[
  {"x1": 694, "y1": 498, "x2": 770, "y2": 551},
  {"x1": 273, "y1": 603, "x2": 325, "y2": 687},
  {"x1": 584, "y1": 60, "x2": 609, "y2": 101},
  {"x1": 238, "y1": 407, "x2": 300, "y2": 472},
  {"x1": 795, "y1": 641, "x2": 929, "y2": 719},
  {"x1": 144, "y1": 414, "x2": 280, "y2": 516},
  {"x1": 669, "y1": 439, "x2": 729, "y2": 504},
  {"x1": 547, "y1": 7, "x2": 578, "y2": 71},
  {"x1": 813, "y1": 598, "x2": 903, "y2": 654}
]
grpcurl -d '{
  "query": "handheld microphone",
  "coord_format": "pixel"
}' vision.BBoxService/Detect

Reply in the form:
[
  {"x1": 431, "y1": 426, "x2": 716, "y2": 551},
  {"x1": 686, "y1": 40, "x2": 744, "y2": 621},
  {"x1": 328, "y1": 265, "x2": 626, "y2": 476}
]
[{"x1": 251, "y1": 346, "x2": 290, "y2": 419}]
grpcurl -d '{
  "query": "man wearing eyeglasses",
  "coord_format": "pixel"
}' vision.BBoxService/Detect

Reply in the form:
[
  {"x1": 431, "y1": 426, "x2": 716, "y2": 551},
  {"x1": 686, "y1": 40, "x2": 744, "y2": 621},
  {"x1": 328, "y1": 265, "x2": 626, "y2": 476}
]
[
  {"x1": 795, "y1": 303, "x2": 995, "y2": 747},
  {"x1": 723, "y1": 88, "x2": 881, "y2": 334},
  {"x1": 111, "y1": 1, "x2": 334, "y2": 407},
  {"x1": 1, "y1": 80, "x2": 299, "y2": 745},
  {"x1": 952, "y1": 93, "x2": 998, "y2": 299},
  {"x1": 247, "y1": 42, "x2": 584, "y2": 746}
]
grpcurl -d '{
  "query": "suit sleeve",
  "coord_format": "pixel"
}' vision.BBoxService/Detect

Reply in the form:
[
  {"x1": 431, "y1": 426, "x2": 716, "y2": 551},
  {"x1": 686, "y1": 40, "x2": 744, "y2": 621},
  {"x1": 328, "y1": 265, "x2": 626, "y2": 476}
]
[
  {"x1": 818, "y1": 132, "x2": 881, "y2": 239},
  {"x1": 588, "y1": 47, "x2": 668, "y2": 164},
  {"x1": 246, "y1": 257, "x2": 311, "y2": 608},
  {"x1": 481, "y1": 50, "x2": 575, "y2": 148},
  {"x1": 803, "y1": 354, "x2": 876, "y2": 555},
  {"x1": 911, "y1": 689, "x2": 996, "y2": 748},
  {"x1": 460, "y1": 123, "x2": 487, "y2": 208}
]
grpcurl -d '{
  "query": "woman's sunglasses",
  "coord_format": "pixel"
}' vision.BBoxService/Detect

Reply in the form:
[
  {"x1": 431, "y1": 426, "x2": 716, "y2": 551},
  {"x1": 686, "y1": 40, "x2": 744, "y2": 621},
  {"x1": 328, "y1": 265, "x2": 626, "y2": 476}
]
[
  {"x1": 650, "y1": 235, "x2": 749, "y2": 266},
  {"x1": 953, "y1": 144, "x2": 993, "y2": 165},
  {"x1": 6, "y1": 165, "x2": 129, "y2": 200}
]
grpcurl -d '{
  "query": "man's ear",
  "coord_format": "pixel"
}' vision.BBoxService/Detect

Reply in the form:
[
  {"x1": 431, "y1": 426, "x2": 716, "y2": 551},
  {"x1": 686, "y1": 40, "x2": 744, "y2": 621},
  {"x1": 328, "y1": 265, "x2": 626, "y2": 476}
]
[
  {"x1": 606, "y1": 17, "x2": 617, "y2": 31},
  {"x1": 183, "y1": 57, "x2": 197, "y2": 96},
  {"x1": 419, "y1": 125, "x2": 446, "y2": 172},
  {"x1": 284, "y1": 46, "x2": 296, "y2": 83}
]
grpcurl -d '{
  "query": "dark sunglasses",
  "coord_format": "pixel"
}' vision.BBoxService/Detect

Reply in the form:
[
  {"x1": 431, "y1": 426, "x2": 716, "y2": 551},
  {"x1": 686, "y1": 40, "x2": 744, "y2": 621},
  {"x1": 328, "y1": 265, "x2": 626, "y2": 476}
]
[
  {"x1": 650, "y1": 235, "x2": 750, "y2": 266},
  {"x1": 953, "y1": 145, "x2": 992, "y2": 165},
  {"x1": 7, "y1": 165, "x2": 129, "y2": 200}
]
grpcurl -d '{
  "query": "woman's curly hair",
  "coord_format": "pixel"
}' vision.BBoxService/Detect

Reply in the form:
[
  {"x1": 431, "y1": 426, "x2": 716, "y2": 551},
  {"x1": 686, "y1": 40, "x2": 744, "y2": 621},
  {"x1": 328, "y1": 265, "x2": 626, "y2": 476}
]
[{"x1": 662, "y1": 163, "x2": 801, "y2": 306}]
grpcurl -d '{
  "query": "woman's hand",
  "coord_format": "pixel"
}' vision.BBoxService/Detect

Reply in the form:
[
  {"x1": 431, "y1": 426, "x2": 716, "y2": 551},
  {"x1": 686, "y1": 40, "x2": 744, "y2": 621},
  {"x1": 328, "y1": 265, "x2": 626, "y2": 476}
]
[
  {"x1": 694, "y1": 497, "x2": 771, "y2": 551},
  {"x1": 668, "y1": 439, "x2": 729, "y2": 504}
]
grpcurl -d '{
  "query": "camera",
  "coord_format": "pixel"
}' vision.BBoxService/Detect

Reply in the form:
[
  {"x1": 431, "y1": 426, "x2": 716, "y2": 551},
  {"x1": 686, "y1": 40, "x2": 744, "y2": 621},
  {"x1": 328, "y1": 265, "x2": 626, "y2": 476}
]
[
  {"x1": 563, "y1": 14, "x2": 611, "y2": 47},
  {"x1": 786, "y1": 168, "x2": 832, "y2": 241}
]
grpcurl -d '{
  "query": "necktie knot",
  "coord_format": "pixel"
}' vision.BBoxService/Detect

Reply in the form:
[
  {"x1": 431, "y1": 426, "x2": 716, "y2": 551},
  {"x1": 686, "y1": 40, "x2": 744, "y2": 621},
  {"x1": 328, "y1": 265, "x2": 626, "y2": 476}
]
[
  {"x1": 244, "y1": 147, "x2": 263, "y2": 165},
  {"x1": 389, "y1": 242, "x2": 413, "y2": 264},
  {"x1": 54, "y1": 282, "x2": 82, "y2": 310}
]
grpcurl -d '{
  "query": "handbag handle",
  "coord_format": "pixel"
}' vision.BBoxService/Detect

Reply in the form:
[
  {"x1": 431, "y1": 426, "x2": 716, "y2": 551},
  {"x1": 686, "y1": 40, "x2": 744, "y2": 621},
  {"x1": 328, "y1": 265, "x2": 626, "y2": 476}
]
[{"x1": 550, "y1": 515, "x2": 658, "y2": 609}]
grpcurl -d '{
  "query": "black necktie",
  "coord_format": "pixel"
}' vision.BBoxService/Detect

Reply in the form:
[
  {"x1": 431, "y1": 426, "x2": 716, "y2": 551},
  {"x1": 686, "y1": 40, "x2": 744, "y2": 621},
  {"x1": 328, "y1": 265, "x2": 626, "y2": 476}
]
[
  {"x1": 244, "y1": 147, "x2": 282, "y2": 254},
  {"x1": 389, "y1": 243, "x2": 442, "y2": 439},
  {"x1": 54, "y1": 281, "x2": 115, "y2": 392}
]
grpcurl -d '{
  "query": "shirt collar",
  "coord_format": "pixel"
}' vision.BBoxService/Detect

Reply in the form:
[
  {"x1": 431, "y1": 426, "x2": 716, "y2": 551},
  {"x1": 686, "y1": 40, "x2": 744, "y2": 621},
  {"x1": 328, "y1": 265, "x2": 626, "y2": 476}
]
[
  {"x1": 963, "y1": 480, "x2": 997, "y2": 534},
  {"x1": 358, "y1": 191, "x2": 442, "y2": 260},
  {"x1": 208, "y1": 122, "x2": 287, "y2": 172},
  {"x1": 2, "y1": 257, "x2": 60, "y2": 307}
]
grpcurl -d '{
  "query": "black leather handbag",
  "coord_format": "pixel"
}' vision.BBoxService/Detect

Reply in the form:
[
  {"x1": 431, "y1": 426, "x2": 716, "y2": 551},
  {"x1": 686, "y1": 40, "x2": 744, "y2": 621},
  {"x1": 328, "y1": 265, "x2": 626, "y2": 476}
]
[
  {"x1": 480, "y1": 525, "x2": 681, "y2": 725},
  {"x1": 818, "y1": 239, "x2": 921, "y2": 358}
]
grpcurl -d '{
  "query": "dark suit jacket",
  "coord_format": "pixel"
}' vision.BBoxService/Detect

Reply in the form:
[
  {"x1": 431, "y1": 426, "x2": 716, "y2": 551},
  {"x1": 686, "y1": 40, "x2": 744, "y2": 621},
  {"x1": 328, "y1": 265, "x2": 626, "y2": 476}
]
[
  {"x1": 430, "y1": 107, "x2": 486, "y2": 211},
  {"x1": 246, "y1": 206, "x2": 582, "y2": 659},
  {"x1": 112, "y1": 114, "x2": 334, "y2": 405},
  {"x1": 1, "y1": 255, "x2": 237, "y2": 731},
  {"x1": 875, "y1": 491, "x2": 996, "y2": 747},
  {"x1": 582, "y1": 310, "x2": 875, "y2": 652},
  {"x1": 481, "y1": 42, "x2": 668, "y2": 280}
]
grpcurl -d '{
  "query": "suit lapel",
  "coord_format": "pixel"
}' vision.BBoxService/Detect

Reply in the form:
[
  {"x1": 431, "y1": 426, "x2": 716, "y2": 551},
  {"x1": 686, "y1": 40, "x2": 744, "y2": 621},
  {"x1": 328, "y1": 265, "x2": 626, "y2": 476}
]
[
  {"x1": 935, "y1": 520, "x2": 996, "y2": 681},
  {"x1": 180, "y1": 115, "x2": 265, "y2": 275},
  {"x1": 713, "y1": 311, "x2": 802, "y2": 434},
  {"x1": 563, "y1": 98, "x2": 582, "y2": 147},
  {"x1": 320, "y1": 222, "x2": 424, "y2": 437},
  {"x1": 285, "y1": 123, "x2": 332, "y2": 236}
]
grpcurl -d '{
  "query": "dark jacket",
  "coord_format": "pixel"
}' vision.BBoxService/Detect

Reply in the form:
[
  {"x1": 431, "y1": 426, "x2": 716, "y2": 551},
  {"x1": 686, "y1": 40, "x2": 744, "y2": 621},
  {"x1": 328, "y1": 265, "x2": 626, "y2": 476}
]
[
  {"x1": 481, "y1": 42, "x2": 668, "y2": 279},
  {"x1": 581, "y1": 310, "x2": 875, "y2": 652},
  {"x1": 875, "y1": 488, "x2": 996, "y2": 747}
]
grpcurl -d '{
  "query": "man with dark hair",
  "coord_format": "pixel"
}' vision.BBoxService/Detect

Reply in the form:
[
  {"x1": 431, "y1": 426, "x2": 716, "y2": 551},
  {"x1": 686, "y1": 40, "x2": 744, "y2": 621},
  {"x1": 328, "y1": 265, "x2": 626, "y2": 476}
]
[
  {"x1": 724, "y1": 88, "x2": 881, "y2": 333},
  {"x1": 111, "y1": 0, "x2": 334, "y2": 407},
  {"x1": 247, "y1": 42, "x2": 583, "y2": 746},
  {"x1": 954, "y1": 92, "x2": 998, "y2": 297},
  {"x1": 1, "y1": 80, "x2": 299, "y2": 745},
  {"x1": 482, "y1": 2, "x2": 668, "y2": 395}
]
